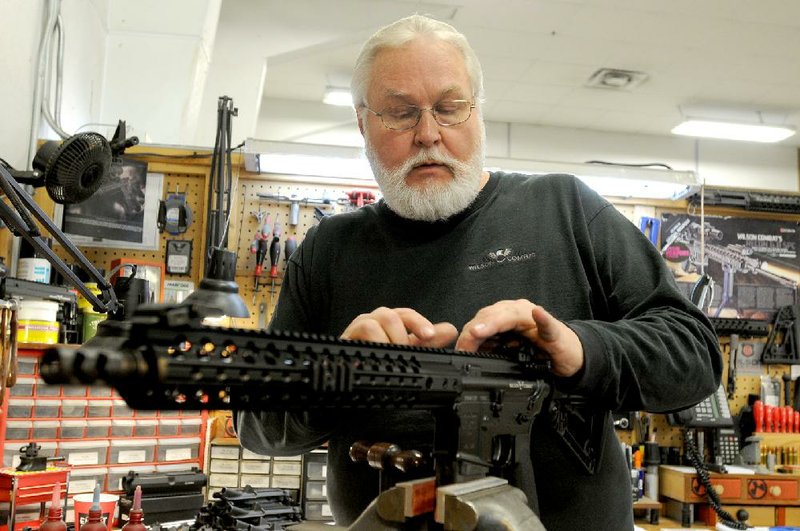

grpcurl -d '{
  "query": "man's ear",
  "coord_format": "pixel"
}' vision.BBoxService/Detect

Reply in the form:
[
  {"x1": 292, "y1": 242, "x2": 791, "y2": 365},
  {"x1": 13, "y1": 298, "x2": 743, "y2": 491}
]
[{"x1": 356, "y1": 107, "x2": 366, "y2": 136}]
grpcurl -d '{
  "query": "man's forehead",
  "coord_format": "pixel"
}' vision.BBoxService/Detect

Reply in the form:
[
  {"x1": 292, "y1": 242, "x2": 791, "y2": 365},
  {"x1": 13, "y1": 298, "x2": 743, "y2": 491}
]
[
  {"x1": 368, "y1": 40, "x2": 468, "y2": 82},
  {"x1": 379, "y1": 85, "x2": 467, "y2": 102},
  {"x1": 367, "y1": 59, "x2": 471, "y2": 105}
]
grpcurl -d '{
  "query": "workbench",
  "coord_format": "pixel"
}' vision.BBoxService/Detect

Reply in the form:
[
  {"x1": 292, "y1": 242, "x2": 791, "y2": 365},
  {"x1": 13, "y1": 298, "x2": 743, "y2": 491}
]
[{"x1": 633, "y1": 495, "x2": 662, "y2": 524}]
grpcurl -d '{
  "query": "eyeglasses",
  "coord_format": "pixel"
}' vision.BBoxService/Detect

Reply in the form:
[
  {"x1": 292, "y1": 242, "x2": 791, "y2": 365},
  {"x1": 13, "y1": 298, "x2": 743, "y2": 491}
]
[{"x1": 363, "y1": 99, "x2": 476, "y2": 131}]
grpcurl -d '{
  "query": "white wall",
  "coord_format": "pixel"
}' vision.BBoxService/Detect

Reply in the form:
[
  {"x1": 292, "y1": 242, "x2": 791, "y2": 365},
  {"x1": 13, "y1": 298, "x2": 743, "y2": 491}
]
[
  {"x1": 101, "y1": 0, "x2": 221, "y2": 144},
  {"x1": 502, "y1": 123, "x2": 799, "y2": 192},
  {"x1": 191, "y1": 2, "x2": 266, "y2": 148},
  {"x1": 1, "y1": 0, "x2": 108, "y2": 166},
  {"x1": 0, "y1": 0, "x2": 46, "y2": 168},
  {"x1": 58, "y1": 0, "x2": 108, "y2": 137},
  {"x1": 0, "y1": 0, "x2": 222, "y2": 160}
]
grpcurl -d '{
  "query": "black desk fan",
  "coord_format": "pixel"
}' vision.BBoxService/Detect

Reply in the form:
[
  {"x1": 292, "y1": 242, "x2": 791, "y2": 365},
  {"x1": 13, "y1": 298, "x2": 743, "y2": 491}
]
[
  {"x1": 31, "y1": 131, "x2": 111, "y2": 204},
  {"x1": 7, "y1": 120, "x2": 138, "y2": 205}
]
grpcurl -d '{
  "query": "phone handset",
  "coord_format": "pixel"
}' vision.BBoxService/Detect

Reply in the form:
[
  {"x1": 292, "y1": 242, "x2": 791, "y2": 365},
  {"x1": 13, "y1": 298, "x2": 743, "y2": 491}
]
[{"x1": 668, "y1": 384, "x2": 733, "y2": 428}]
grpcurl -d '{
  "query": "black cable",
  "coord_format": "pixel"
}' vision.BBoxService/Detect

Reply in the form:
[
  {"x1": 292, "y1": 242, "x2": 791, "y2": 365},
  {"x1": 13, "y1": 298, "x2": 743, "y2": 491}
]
[
  {"x1": 124, "y1": 141, "x2": 244, "y2": 161},
  {"x1": 584, "y1": 160, "x2": 674, "y2": 170},
  {"x1": 683, "y1": 429, "x2": 748, "y2": 529},
  {"x1": 126, "y1": 151, "x2": 212, "y2": 159}
]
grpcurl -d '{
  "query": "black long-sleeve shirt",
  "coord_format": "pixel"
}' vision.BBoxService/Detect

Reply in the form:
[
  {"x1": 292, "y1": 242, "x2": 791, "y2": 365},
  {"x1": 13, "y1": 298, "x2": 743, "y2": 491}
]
[{"x1": 236, "y1": 172, "x2": 722, "y2": 530}]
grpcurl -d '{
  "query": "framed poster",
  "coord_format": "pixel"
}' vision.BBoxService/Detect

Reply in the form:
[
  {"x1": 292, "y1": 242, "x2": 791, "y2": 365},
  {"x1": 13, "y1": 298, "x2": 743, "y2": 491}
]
[
  {"x1": 60, "y1": 157, "x2": 162, "y2": 250},
  {"x1": 661, "y1": 213, "x2": 799, "y2": 320}
]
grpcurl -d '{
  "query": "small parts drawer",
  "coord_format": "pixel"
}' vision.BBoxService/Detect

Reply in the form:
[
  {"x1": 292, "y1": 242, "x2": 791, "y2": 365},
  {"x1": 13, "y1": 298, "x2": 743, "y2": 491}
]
[
  {"x1": 689, "y1": 477, "x2": 742, "y2": 500},
  {"x1": 745, "y1": 479, "x2": 798, "y2": 501}
]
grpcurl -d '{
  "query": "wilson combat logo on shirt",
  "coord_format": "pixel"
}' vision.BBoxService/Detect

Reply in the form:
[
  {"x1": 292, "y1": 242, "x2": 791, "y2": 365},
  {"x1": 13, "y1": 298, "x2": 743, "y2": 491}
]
[{"x1": 467, "y1": 247, "x2": 536, "y2": 271}]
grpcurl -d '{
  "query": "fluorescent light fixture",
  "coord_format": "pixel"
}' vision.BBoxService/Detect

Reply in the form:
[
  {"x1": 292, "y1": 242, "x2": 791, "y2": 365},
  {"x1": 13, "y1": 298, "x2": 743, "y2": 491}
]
[
  {"x1": 323, "y1": 86, "x2": 353, "y2": 107},
  {"x1": 484, "y1": 157, "x2": 699, "y2": 200},
  {"x1": 244, "y1": 139, "x2": 375, "y2": 182},
  {"x1": 672, "y1": 119, "x2": 796, "y2": 143}
]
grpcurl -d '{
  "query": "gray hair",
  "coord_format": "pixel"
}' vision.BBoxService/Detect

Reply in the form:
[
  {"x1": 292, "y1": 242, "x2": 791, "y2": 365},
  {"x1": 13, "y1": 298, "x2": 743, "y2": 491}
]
[{"x1": 351, "y1": 14, "x2": 484, "y2": 110}]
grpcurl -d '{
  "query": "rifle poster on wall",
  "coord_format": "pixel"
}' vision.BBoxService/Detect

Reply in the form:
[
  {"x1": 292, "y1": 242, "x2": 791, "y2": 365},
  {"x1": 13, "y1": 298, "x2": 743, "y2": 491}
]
[
  {"x1": 661, "y1": 213, "x2": 799, "y2": 320},
  {"x1": 61, "y1": 157, "x2": 162, "y2": 250}
]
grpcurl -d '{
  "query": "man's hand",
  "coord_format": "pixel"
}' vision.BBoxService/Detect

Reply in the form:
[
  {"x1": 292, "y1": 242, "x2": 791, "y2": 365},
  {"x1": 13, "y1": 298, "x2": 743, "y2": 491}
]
[
  {"x1": 340, "y1": 307, "x2": 458, "y2": 348},
  {"x1": 455, "y1": 299, "x2": 584, "y2": 378}
]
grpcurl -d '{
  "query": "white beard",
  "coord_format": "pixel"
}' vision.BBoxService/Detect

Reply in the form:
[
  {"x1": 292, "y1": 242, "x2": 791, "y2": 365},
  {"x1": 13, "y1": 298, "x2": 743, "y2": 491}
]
[{"x1": 365, "y1": 128, "x2": 486, "y2": 222}]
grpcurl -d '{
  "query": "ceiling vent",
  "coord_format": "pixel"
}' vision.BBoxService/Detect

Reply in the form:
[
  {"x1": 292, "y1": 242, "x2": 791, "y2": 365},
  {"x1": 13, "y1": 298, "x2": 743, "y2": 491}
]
[{"x1": 586, "y1": 68, "x2": 649, "y2": 90}]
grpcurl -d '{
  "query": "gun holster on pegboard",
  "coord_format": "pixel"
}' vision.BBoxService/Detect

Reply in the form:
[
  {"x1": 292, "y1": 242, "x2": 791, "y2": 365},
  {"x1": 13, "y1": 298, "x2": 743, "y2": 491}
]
[
  {"x1": 762, "y1": 304, "x2": 800, "y2": 364},
  {"x1": 158, "y1": 187, "x2": 193, "y2": 234}
]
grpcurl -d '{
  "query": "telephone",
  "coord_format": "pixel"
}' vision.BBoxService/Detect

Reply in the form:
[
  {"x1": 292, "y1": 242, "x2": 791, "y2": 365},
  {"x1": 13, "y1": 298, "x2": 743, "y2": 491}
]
[
  {"x1": 712, "y1": 427, "x2": 741, "y2": 465},
  {"x1": 668, "y1": 384, "x2": 734, "y2": 428}
]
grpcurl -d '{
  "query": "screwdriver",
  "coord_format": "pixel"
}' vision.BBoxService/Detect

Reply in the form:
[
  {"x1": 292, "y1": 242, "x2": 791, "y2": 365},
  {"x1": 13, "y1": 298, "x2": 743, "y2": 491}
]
[
  {"x1": 255, "y1": 238, "x2": 269, "y2": 277},
  {"x1": 251, "y1": 238, "x2": 269, "y2": 304},
  {"x1": 268, "y1": 221, "x2": 282, "y2": 310},
  {"x1": 270, "y1": 221, "x2": 282, "y2": 252}
]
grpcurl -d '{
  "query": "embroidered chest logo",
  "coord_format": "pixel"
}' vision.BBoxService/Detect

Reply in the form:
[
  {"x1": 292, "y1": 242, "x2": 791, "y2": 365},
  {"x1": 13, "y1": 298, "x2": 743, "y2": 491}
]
[{"x1": 468, "y1": 247, "x2": 536, "y2": 271}]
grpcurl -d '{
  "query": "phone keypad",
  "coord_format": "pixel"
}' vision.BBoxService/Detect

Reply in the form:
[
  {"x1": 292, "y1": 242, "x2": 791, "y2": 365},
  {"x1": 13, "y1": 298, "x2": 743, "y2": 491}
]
[{"x1": 714, "y1": 428, "x2": 739, "y2": 464}]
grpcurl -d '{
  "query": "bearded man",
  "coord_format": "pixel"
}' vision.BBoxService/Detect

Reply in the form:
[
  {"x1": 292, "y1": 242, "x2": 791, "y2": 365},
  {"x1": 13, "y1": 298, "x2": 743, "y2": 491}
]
[{"x1": 236, "y1": 14, "x2": 721, "y2": 531}]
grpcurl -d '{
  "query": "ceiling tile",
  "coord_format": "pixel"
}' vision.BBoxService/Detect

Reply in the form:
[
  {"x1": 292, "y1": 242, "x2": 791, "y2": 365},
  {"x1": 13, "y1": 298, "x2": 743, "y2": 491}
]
[
  {"x1": 519, "y1": 61, "x2": 598, "y2": 87},
  {"x1": 207, "y1": 0, "x2": 800, "y2": 146},
  {"x1": 483, "y1": 100, "x2": 552, "y2": 125},
  {"x1": 501, "y1": 83, "x2": 574, "y2": 105},
  {"x1": 478, "y1": 55, "x2": 534, "y2": 83}
]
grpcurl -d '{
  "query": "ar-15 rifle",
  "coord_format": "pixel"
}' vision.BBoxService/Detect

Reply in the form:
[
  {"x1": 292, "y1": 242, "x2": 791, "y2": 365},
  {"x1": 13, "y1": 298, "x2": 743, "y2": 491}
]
[
  {"x1": 666, "y1": 221, "x2": 797, "y2": 317},
  {"x1": 40, "y1": 303, "x2": 604, "y2": 530}
]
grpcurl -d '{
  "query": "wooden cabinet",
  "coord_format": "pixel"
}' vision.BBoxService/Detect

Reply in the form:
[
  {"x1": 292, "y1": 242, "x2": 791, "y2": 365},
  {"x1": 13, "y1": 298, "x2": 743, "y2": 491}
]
[{"x1": 660, "y1": 465, "x2": 800, "y2": 527}]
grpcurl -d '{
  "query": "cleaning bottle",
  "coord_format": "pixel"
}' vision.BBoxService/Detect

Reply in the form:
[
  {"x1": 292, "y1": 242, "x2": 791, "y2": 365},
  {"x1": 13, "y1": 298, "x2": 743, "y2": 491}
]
[
  {"x1": 121, "y1": 486, "x2": 146, "y2": 531},
  {"x1": 80, "y1": 483, "x2": 108, "y2": 531},
  {"x1": 39, "y1": 482, "x2": 67, "y2": 531}
]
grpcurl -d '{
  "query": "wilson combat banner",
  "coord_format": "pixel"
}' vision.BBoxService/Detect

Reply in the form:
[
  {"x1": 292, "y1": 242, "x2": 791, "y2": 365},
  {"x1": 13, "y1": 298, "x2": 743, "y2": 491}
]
[{"x1": 661, "y1": 213, "x2": 799, "y2": 320}]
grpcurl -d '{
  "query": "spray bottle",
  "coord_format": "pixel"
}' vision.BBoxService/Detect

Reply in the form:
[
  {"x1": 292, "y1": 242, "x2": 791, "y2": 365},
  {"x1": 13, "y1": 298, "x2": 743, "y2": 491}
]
[
  {"x1": 121, "y1": 486, "x2": 146, "y2": 531},
  {"x1": 79, "y1": 483, "x2": 108, "y2": 531},
  {"x1": 39, "y1": 482, "x2": 67, "y2": 531}
]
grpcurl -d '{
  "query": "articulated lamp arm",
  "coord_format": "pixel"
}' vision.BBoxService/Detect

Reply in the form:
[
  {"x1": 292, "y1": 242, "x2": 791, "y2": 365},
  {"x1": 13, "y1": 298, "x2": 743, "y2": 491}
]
[{"x1": 0, "y1": 164, "x2": 118, "y2": 313}]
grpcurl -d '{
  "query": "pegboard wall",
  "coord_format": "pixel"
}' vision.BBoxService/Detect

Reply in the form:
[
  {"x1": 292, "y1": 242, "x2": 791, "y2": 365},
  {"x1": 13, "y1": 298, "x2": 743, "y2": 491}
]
[
  {"x1": 51, "y1": 154, "x2": 209, "y2": 301},
  {"x1": 614, "y1": 197, "x2": 800, "y2": 451},
  {"x1": 45, "y1": 147, "x2": 379, "y2": 332},
  {"x1": 229, "y1": 178, "x2": 378, "y2": 329},
  {"x1": 62, "y1": 171, "x2": 206, "y2": 282},
  {"x1": 617, "y1": 339, "x2": 800, "y2": 450}
]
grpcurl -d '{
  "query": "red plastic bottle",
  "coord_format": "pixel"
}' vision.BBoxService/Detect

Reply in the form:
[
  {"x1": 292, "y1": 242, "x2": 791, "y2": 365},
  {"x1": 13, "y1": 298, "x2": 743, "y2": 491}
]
[
  {"x1": 80, "y1": 484, "x2": 108, "y2": 531},
  {"x1": 121, "y1": 486, "x2": 146, "y2": 531},
  {"x1": 39, "y1": 482, "x2": 67, "y2": 531}
]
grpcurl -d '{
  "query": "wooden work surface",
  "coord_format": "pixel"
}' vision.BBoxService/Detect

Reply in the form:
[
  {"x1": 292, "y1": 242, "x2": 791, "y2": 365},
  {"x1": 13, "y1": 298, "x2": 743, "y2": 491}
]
[
  {"x1": 289, "y1": 516, "x2": 714, "y2": 531},
  {"x1": 637, "y1": 517, "x2": 714, "y2": 530}
]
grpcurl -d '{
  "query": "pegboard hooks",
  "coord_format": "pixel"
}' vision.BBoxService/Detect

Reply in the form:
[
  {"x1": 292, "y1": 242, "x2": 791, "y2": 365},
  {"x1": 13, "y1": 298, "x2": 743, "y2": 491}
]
[{"x1": 256, "y1": 191, "x2": 341, "y2": 226}]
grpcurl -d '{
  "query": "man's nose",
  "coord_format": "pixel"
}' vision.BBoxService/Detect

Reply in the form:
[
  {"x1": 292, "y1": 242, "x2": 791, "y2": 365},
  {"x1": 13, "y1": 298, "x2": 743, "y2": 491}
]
[{"x1": 414, "y1": 109, "x2": 441, "y2": 147}]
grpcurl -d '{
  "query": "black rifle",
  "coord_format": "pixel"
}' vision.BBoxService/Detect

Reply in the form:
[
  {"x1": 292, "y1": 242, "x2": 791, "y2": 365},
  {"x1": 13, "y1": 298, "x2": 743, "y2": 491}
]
[
  {"x1": 665, "y1": 220, "x2": 797, "y2": 317},
  {"x1": 40, "y1": 303, "x2": 603, "y2": 521}
]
